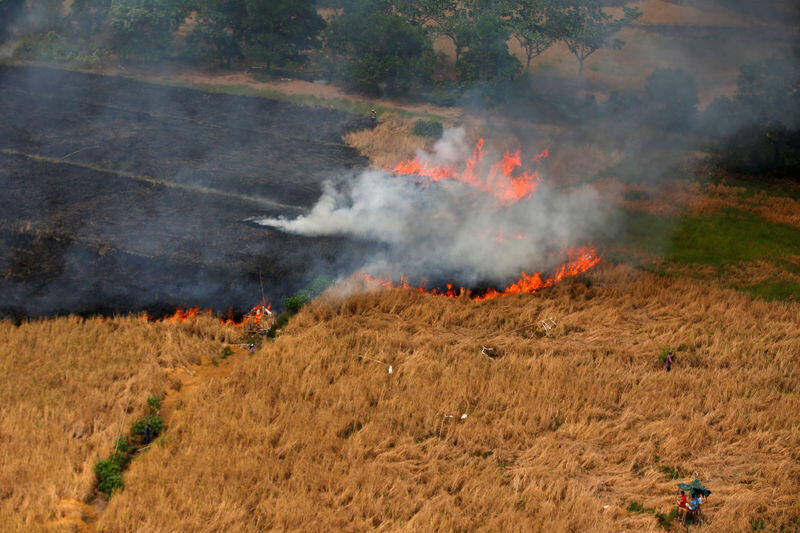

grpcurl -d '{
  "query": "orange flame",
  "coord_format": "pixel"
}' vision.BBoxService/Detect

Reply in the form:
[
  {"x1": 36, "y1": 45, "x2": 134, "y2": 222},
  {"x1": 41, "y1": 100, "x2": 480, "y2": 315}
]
[
  {"x1": 363, "y1": 246, "x2": 599, "y2": 301},
  {"x1": 138, "y1": 304, "x2": 272, "y2": 328},
  {"x1": 391, "y1": 139, "x2": 547, "y2": 205}
]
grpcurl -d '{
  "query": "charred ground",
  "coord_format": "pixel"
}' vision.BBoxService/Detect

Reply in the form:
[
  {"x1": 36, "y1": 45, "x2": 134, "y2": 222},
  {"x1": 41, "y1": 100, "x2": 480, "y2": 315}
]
[{"x1": 0, "y1": 65, "x2": 376, "y2": 318}]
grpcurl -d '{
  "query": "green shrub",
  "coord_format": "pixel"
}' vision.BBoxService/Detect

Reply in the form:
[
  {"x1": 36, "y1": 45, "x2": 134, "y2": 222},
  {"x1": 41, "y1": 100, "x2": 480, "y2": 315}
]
[
  {"x1": 659, "y1": 465, "x2": 688, "y2": 479},
  {"x1": 656, "y1": 508, "x2": 679, "y2": 528},
  {"x1": 109, "y1": 450, "x2": 130, "y2": 468},
  {"x1": 431, "y1": 87, "x2": 461, "y2": 107},
  {"x1": 658, "y1": 347, "x2": 670, "y2": 365},
  {"x1": 221, "y1": 346, "x2": 234, "y2": 358},
  {"x1": 146, "y1": 394, "x2": 162, "y2": 414},
  {"x1": 130, "y1": 414, "x2": 165, "y2": 442},
  {"x1": 283, "y1": 275, "x2": 335, "y2": 316},
  {"x1": 412, "y1": 119, "x2": 443, "y2": 138},
  {"x1": 283, "y1": 294, "x2": 309, "y2": 315},
  {"x1": 95, "y1": 457, "x2": 124, "y2": 495},
  {"x1": 114, "y1": 435, "x2": 131, "y2": 455},
  {"x1": 13, "y1": 31, "x2": 106, "y2": 68},
  {"x1": 627, "y1": 501, "x2": 645, "y2": 513}
]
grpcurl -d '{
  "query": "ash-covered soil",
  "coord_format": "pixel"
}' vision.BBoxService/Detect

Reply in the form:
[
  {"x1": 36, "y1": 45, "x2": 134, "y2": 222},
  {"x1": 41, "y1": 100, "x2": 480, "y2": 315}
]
[{"x1": 0, "y1": 66, "x2": 375, "y2": 318}]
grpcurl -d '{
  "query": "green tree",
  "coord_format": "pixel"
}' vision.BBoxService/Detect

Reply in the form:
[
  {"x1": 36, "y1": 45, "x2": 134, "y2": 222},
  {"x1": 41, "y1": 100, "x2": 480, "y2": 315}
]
[
  {"x1": 510, "y1": 0, "x2": 555, "y2": 73},
  {"x1": 326, "y1": 8, "x2": 435, "y2": 95},
  {"x1": 70, "y1": 0, "x2": 111, "y2": 38},
  {"x1": 644, "y1": 67, "x2": 699, "y2": 128},
  {"x1": 736, "y1": 49, "x2": 800, "y2": 126},
  {"x1": 548, "y1": 0, "x2": 641, "y2": 75},
  {"x1": 456, "y1": 13, "x2": 520, "y2": 84},
  {"x1": 240, "y1": 0, "x2": 324, "y2": 71},
  {"x1": 390, "y1": 0, "x2": 474, "y2": 63},
  {"x1": 703, "y1": 50, "x2": 800, "y2": 176},
  {"x1": 186, "y1": 0, "x2": 245, "y2": 67},
  {"x1": 0, "y1": 0, "x2": 26, "y2": 42},
  {"x1": 109, "y1": 0, "x2": 189, "y2": 61}
]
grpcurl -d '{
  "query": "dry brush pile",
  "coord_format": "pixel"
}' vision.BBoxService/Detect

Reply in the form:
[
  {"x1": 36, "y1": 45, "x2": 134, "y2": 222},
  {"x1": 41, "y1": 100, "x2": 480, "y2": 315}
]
[
  {"x1": 94, "y1": 265, "x2": 799, "y2": 532},
  {"x1": 0, "y1": 315, "x2": 238, "y2": 531}
]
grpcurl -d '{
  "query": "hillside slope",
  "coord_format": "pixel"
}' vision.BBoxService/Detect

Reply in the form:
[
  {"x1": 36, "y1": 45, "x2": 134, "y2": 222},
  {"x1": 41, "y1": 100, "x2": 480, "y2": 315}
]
[
  {"x1": 0, "y1": 315, "x2": 238, "y2": 531},
  {"x1": 95, "y1": 265, "x2": 799, "y2": 531}
]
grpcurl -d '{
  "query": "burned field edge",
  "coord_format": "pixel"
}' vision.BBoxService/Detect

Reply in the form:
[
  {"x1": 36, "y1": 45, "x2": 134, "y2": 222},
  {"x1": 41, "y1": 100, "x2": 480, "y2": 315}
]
[{"x1": 0, "y1": 66, "x2": 376, "y2": 319}]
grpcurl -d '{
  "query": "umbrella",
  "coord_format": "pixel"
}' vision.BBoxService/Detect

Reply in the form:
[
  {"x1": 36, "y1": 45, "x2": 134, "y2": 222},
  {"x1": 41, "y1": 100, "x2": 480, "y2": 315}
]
[{"x1": 678, "y1": 479, "x2": 711, "y2": 497}]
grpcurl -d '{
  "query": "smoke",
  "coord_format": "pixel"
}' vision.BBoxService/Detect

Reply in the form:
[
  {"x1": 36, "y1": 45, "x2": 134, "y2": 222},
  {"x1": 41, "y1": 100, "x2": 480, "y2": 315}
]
[{"x1": 256, "y1": 128, "x2": 613, "y2": 286}]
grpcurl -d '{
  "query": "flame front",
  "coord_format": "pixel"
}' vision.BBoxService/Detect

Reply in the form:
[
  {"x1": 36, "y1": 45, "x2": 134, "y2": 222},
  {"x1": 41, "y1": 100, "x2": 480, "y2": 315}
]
[
  {"x1": 391, "y1": 138, "x2": 546, "y2": 206},
  {"x1": 142, "y1": 303, "x2": 273, "y2": 327},
  {"x1": 363, "y1": 246, "x2": 599, "y2": 301},
  {"x1": 374, "y1": 140, "x2": 599, "y2": 298}
]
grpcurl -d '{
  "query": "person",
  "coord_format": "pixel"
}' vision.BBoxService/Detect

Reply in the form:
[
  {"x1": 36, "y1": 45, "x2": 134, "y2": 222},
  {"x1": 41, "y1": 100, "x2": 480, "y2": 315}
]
[
  {"x1": 679, "y1": 491, "x2": 688, "y2": 509},
  {"x1": 144, "y1": 420, "x2": 151, "y2": 445},
  {"x1": 665, "y1": 351, "x2": 674, "y2": 372},
  {"x1": 249, "y1": 343, "x2": 255, "y2": 353},
  {"x1": 689, "y1": 492, "x2": 700, "y2": 511},
  {"x1": 369, "y1": 108, "x2": 377, "y2": 124}
]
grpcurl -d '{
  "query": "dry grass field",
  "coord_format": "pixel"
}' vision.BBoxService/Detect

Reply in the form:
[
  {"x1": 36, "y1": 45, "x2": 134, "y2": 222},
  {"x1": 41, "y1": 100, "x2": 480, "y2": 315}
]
[
  {"x1": 59, "y1": 264, "x2": 798, "y2": 532},
  {"x1": 0, "y1": 315, "x2": 239, "y2": 531},
  {"x1": 2, "y1": 2, "x2": 799, "y2": 529}
]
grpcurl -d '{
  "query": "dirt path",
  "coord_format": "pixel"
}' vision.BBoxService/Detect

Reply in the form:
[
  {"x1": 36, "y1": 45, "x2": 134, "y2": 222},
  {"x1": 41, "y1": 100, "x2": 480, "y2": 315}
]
[
  {"x1": 45, "y1": 346, "x2": 255, "y2": 532},
  {"x1": 21, "y1": 60, "x2": 463, "y2": 122}
]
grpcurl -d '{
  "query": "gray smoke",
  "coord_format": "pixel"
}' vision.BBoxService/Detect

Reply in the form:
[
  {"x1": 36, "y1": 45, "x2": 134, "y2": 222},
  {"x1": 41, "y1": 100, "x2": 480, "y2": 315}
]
[{"x1": 256, "y1": 128, "x2": 612, "y2": 285}]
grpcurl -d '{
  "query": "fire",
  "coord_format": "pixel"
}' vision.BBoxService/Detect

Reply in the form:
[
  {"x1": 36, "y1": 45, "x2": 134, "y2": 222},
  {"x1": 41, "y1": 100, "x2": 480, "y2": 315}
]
[
  {"x1": 375, "y1": 137, "x2": 600, "y2": 299},
  {"x1": 391, "y1": 138, "x2": 547, "y2": 206},
  {"x1": 362, "y1": 246, "x2": 599, "y2": 301},
  {"x1": 141, "y1": 303, "x2": 273, "y2": 329}
]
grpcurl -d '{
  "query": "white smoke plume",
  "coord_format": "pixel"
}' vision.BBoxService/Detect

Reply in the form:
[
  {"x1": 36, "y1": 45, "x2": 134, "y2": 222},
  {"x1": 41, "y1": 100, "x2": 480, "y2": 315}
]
[{"x1": 256, "y1": 128, "x2": 613, "y2": 286}]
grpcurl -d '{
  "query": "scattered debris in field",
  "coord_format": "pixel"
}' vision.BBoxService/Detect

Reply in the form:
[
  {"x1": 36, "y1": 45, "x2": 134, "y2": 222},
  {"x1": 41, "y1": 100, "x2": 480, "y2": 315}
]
[
  {"x1": 540, "y1": 317, "x2": 557, "y2": 336},
  {"x1": 361, "y1": 356, "x2": 393, "y2": 374}
]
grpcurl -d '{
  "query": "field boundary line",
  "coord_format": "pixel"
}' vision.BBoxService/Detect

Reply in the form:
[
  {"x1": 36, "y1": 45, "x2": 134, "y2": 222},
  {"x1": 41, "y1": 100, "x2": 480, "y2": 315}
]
[{"x1": 1, "y1": 148, "x2": 309, "y2": 213}]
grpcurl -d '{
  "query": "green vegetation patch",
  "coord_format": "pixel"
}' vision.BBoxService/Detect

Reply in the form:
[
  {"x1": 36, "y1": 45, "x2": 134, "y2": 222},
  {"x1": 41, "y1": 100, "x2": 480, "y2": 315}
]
[
  {"x1": 611, "y1": 208, "x2": 800, "y2": 269},
  {"x1": 609, "y1": 207, "x2": 800, "y2": 302},
  {"x1": 736, "y1": 281, "x2": 800, "y2": 302},
  {"x1": 668, "y1": 209, "x2": 800, "y2": 268}
]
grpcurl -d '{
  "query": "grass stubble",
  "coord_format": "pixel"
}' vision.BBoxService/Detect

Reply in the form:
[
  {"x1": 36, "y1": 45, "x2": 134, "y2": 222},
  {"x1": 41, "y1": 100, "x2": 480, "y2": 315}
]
[{"x1": 4, "y1": 264, "x2": 794, "y2": 531}]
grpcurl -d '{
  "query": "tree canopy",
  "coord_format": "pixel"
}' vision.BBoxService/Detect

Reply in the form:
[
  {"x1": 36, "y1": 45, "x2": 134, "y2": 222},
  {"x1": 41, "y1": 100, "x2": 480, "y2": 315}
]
[
  {"x1": 0, "y1": 0, "x2": 26, "y2": 41},
  {"x1": 325, "y1": 5, "x2": 436, "y2": 95},
  {"x1": 109, "y1": 0, "x2": 189, "y2": 61},
  {"x1": 547, "y1": 0, "x2": 641, "y2": 75}
]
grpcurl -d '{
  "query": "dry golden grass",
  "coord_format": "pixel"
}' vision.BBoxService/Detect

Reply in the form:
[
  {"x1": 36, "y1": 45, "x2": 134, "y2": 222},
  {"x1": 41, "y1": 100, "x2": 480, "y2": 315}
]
[
  {"x1": 0, "y1": 315, "x2": 239, "y2": 531},
  {"x1": 92, "y1": 265, "x2": 799, "y2": 531},
  {"x1": 344, "y1": 114, "x2": 431, "y2": 169},
  {"x1": 591, "y1": 177, "x2": 703, "y2": 217},
  {"x1": 587, "y1": 177, "x2": 800, "y2": 228},
  {"x1": 689, "y1": 183, "x2": 800, "y2": 228}
]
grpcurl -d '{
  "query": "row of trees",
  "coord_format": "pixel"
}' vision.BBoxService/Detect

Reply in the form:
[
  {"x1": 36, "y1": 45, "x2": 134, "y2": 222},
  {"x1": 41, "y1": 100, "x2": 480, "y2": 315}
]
[
  {"x1": 702, "y1": 49, "x2": 800, "y2": 176},
  {"x1": 0, "y1": 0, "x2": 642, "y2": 95}
]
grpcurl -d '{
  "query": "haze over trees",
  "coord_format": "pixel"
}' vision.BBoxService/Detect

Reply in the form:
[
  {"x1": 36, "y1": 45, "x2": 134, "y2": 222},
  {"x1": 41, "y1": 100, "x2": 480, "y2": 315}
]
[
  {"x1": 1, "y1": 0, "x2": 641, "y2": 89},
  {"x1": 2, "y1": 1, "x2": 797, "y2": 179}
]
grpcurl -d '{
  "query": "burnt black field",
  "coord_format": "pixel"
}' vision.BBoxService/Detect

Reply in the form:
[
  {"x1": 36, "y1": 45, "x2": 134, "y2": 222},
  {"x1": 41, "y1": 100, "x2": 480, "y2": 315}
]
[{"x1": 0, "y1": 66, "x2": 374, "y2": 318}]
